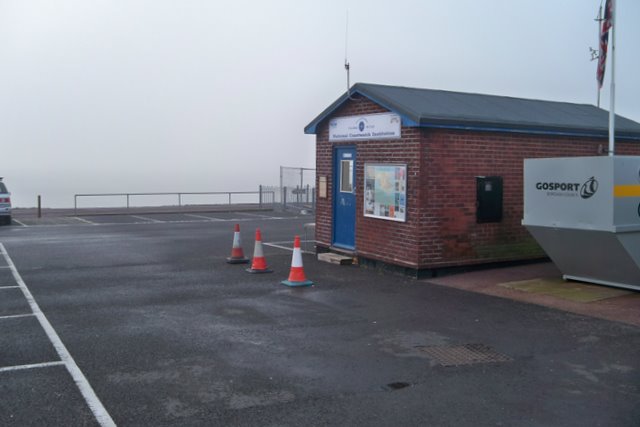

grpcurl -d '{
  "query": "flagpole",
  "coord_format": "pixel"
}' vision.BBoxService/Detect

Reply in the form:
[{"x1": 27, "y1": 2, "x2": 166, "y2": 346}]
[{"x1": 608, "y1": 0, "x2": 616, "y2": 156}]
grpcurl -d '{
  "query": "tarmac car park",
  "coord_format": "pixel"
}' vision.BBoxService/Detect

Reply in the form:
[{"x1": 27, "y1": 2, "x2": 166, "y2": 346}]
[{"x1": 0, "y1": 209, "x2": 638, "y2": 426}]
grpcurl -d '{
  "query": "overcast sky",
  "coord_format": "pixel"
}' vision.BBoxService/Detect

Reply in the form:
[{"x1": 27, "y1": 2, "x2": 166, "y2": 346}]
[{"x1": 1, "y1": 0, "x2": 638, "y2": 207}]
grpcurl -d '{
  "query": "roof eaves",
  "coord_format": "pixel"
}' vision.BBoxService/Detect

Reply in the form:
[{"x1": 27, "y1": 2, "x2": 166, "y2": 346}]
[
  {"x1": 304, "y1": 84, "x2": 422, "y2": 134},
  {"x1": 304, "y1": 92, "x2": 351, "y2": 134},
  {"x1": 418, "y1": 119, "x2": 640, "y2": 141}
]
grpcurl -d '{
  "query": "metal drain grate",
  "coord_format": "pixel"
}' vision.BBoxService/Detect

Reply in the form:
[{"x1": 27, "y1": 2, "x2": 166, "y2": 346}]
[{"x1": 416, "y1": 344, "x2": 512, "y2": 366}]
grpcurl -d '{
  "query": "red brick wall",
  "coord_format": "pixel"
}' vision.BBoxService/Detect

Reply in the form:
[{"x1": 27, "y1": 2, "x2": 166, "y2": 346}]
[
  {"x1": 315, "y1": 94, "x2": 390, "y2": 253},
  {"x1": 315, "y1": 95, "x2": 425, "y2": 267},
  {"x1": 420, "y1": 131, "x2": 639, "y2": 268},
  {"x1": 315, "y1": 95, "x2": 640, "y2": 270}
]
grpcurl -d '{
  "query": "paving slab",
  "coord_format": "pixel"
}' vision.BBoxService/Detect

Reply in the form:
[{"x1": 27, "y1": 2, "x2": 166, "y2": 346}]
[
  {"x1": 427, "y1": 262, "x2": 640, "y2": 327},
  {"x1": 499, "y1": 277, "x2": 633, "y2": 302}
]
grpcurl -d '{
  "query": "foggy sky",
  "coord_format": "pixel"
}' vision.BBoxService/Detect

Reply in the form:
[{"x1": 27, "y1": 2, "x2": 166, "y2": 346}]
[{"x1": 1, "y1": 0, "x2": 639, "y2": 207}]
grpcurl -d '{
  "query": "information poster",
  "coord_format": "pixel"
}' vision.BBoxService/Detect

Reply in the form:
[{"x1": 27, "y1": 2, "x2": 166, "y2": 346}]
[{"x1": 364, "y1": 164, "x2": 407, "y2": 222}]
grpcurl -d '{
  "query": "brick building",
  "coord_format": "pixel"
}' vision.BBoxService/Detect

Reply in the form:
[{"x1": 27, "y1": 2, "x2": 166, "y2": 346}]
[{"x1": 304, "y1": 83, "x2": 640, "y2": 277}]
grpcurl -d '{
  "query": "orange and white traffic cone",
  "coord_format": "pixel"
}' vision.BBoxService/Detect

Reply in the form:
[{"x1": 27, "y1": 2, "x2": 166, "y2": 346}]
[
  {"x1": 281, "y1": 235, "x2": 313, "y2": 287},
  {"x1": 226, "y1": 223, "x2": 249, "y2": 264},
  {"x1": 246, "y1": 228, "x2": 273, "y2": 274}
]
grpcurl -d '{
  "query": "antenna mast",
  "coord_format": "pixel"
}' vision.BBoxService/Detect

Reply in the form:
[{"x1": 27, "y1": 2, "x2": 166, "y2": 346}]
[{"x1": 345, "y1": 10, "x2": 352, "y2": 97}]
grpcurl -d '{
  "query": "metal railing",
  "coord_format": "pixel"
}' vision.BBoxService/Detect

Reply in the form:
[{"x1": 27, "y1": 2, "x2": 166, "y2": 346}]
[
  {"x1": 260, "y1": 185, "x2": 316, "y2": 212},
  {"x1": 283, "y1": 185, "x2": 316, "y2": 212},
  {"x1": 279, "y1": 166, "x2": 316, "y2": 212},
  {"x1": 73, "y1": 189, "x2": 275, "y2": 214}
]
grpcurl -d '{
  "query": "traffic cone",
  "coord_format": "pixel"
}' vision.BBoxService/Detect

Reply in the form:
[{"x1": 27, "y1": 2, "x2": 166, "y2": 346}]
[
  {"x1": 246, "y1": 228, "x2": 273, "y2": 274},
  {"x1": 226, "y1": 224, "x2": 249, "y2": 264},
  {"x1": 281, "y1": 235, "x2": 313, "y2": 287}
]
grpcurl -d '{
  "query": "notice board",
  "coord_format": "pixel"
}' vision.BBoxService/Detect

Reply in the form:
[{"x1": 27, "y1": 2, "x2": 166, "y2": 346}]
[{"x1": 364, "y1": 164, "x2": 407, "y2": 222}]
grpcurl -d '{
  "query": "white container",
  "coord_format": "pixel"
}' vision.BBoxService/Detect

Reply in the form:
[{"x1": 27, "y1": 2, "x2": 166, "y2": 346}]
[{"x1": 523, "y1": 156, "x2": 640, "y2": 290}]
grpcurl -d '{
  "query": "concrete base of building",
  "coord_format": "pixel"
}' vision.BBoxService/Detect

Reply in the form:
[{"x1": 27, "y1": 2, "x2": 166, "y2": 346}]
[
  {"x1": 316, "y1": 243, "x2": 548, "y2": 279},
  {"x1": 356, "y1": 255, "x2": 550, "y2": 280}
]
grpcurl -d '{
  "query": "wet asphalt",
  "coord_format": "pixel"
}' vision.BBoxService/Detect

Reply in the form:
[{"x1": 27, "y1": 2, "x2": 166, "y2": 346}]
[{"x1": 0, "y1": 211, "x2": 639, "y2": 426}]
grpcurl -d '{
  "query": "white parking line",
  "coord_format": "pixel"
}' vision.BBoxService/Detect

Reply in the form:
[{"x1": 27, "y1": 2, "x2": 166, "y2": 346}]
[
  {"x1": 0, "y1": 285, "x2": 21, "y2": 289},
  {"x1": 262, "y1": 242, "x2": 293, "y2": 251},
  {"x1": 7, "y1": 215, "x2": 301, "y2": 228},
  {"x1": 0, "y1": 361, "x2": 65, "y2": 373},
  {"x1": 184, "y1": 213, "x2": 223, "y2": 221},
  {"x1": 0, "y1": 313, "x2": 36, "y2": 320},
  {"x1": 0, "y1": 243, "x2": 116, "y2": 427},
  {"x1": 129, "y1": 214, "x2": 164, "y2": 223},
  {"x1": 12, "y1": 219, "x2": 28, "y2": 227},
  {"x1": 236, "y1": 212, "x2": 277, "y2": 219},
  {"x1": 74, "y1": 217, "x2": 97, "y2": 225},
  {"x1": 266, "y1": 240, "x2": 314, "y2": 245},
  {"x1": 263, "y1": 240, "x2": 314, "y2": 254}
]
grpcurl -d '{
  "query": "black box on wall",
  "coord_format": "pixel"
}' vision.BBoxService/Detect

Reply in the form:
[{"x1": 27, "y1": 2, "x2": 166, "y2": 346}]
[{"x1": 476, "y1": 176, "x2": 503, "y2": 223}]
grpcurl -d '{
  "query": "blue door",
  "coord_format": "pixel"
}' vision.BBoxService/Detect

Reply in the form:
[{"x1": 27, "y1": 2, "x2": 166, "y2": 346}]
[{"x1": 333, "y1": 146, "x2": 356, "y2": 249}]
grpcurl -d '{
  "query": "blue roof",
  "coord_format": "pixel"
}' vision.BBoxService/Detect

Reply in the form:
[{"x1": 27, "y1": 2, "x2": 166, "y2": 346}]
[{"x1": 304, "y1": 83, "x2": 640, "y2": 141}]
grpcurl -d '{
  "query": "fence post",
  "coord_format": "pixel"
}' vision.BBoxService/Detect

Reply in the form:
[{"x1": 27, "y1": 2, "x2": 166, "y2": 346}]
[
  {"x1": 126, "y1": 194, "x2": 130, "y2": 209},
  {"x1": 259, "y1": 185, "x2": 263, "y2": 208},
  {"x1": 228, "y1": 193, "x2": 231, "y2": 205},
  {"x1": 280, "y1": 166, "x2": 283, "y2": 203},
  {"x1": 299, "y1": 167, "x2": 303, "y2": 195},
  {"x1": 74, "y1": 195, "x2": 77, "y2": 215},
  {"x1": 306, "y1": 184, "x2": 310, "y2": 203},
  {"x1": 178, "y1": 193, "x2": 182, "y2": 207},
  {"x1": 283, "y1": 187, "x2": 287, "y2": 209},
  {"x1": 37, "y1": 195, "x2": 42, "y2": 218},
  {"x1": 312, "y1": 188, "x2": 316, "y2": 212}
]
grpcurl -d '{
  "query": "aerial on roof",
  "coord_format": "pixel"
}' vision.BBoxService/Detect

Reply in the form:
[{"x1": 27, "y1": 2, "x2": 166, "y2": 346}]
[{"x1": 305, "y1": 83, "x2": 640, "y2": 140}]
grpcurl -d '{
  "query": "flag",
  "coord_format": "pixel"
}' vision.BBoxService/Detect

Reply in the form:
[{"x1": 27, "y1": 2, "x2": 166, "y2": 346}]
[{"x1": 597, "y1": 0, "x2": 614, "y2": 89}]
